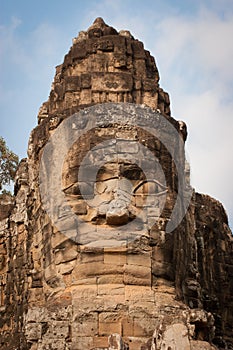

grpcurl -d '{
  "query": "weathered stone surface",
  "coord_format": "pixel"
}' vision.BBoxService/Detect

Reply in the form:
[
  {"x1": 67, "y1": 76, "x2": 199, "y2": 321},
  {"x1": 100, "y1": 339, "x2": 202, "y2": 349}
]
[
  {"x1": 0, "y1": 17, "x2": 232, "y2": 350},
  {"x1": 108, "y1": 333, "x2": 127, "y2": 349},
  {"x1": 37, "y1": 17, "x2": 167, "y2": 123},
  {"x1": 0, "y1": 194, "x2": 14, "y2": 221},
  {"x1": 152, "y1": 323, "x2": 191, "y2": 349},
  {"x1": 190, "y1": 341, "x2": 218, "y2": 349}
]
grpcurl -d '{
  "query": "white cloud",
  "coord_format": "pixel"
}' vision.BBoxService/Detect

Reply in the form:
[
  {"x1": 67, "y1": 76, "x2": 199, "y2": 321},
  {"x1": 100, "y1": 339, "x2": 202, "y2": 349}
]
[
  {"x1": 147, "y1": 7, "x2": 233, "y2": 226},
  {"x1": 0, "y1": 17, "x2": 67, "y2": 88},
  {"x1": 152, "y1": 9, "x2": 233, "y2": 87},
  {"x1": 0, "y1": 17, "x2": 67, "y2": 158}
]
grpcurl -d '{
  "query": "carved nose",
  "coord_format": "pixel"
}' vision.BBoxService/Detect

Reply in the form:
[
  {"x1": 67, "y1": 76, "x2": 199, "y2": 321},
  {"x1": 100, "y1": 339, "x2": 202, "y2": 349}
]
[{"x1": 106, "y1": 198, "x2": 129, "y2": 225}]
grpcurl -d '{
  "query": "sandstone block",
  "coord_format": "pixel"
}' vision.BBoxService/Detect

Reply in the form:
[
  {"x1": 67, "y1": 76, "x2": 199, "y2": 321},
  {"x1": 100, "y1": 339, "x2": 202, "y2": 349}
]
[
  {"x1": 73, "y1": 312, "x2": 98, "y2": 336},
  {"x1": 57, "y1": 260, "x2": 76, "y2": 275},
  {"x1": 72, "y1": 284, "x2": 97, "y2": 301},
  {"x1": 93, "y1": 336, "x2": 109, "y2": 348},
  {"x1": 124, "y1": 264, "x2": 151, "y2": 286},
  {"x1": 126, "y1": 252, "x2": 151, "y2": 267},
  {"x1": 99, "y1": 313, "x2": 122, "y2": 336},
  {"x1": 97, "y1": 284, "x2": 125, "y2": 296},
  {"x1": 47, "y1": 320, "x2": 70, "y2": 339},
  {"x1": 38, "y1": 339, "x2": 68, "y2": 350},
  {"x1": 190, "y1": 340, "x2": 217, "y2": 349},
  {"x1": 72, "y1": 261, "x2": 124, "y2": 281},
  {"x1": 71, "y1": 336, "x2": 93, "y2": 350},
  {"x1": 97, "y1": 274, "x2": 124, "y2": 284},
  {"x1": 92, "y1": 73, "x2": 133, "y2": 92},
  {"x1": 25, "y1": 322, "x2": 42, "y2": 340},
  {"x1": 54, "y1": 246, "x2": 78, "y2": 264},
  {"x1": 124, "y1": 285, "x2": 154, "y2": 302}
]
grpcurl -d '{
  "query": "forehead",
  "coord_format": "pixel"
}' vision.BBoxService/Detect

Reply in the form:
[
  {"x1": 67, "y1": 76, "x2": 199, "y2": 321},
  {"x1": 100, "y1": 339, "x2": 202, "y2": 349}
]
[{"x1": 62, "y1": 124, "x2": 164, "y2": 186}]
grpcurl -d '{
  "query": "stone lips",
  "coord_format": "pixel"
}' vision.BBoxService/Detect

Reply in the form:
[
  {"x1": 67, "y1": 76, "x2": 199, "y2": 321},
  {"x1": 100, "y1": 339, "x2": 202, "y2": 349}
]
[{"x1": 39, "y1": 103, "x2": 192, "y2": 248}]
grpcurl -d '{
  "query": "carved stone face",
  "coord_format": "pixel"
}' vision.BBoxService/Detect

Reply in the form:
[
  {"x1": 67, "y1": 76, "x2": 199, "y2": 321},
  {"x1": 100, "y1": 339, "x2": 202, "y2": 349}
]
[
  {"x1": 40, "y1": 104, "x2": 184, "y2": 285},
  {"x1": 26, "y1": 102, "x2": 202, "y2": 350},
  {"x1": 62, "y1": 128, "x2": 168, "y2": 248}
]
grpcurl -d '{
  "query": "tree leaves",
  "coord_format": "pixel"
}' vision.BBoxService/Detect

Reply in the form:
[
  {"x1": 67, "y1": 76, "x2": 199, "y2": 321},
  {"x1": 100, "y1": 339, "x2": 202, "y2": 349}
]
[{"x1": 0, "y1": 137, "x2": 19, "y2": 192}]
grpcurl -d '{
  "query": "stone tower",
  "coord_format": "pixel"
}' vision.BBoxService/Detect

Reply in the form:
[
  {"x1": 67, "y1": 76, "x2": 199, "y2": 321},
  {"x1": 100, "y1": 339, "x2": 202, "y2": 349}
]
[{"x1": 0, "y1": 18, "x2": 232, "y2": 350}]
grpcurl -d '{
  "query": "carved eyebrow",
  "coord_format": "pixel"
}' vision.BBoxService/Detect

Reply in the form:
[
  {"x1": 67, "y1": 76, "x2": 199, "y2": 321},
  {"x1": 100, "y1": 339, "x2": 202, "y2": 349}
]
[{"x1": 132, "y1": 179, "x2": 167, "y2": 194}]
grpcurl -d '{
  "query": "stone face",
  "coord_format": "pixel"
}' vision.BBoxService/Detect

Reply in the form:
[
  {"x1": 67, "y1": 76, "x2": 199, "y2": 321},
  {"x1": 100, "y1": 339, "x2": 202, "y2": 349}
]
[{"x1": 0, "y1": 18, "x2": 232, "y2": 350}]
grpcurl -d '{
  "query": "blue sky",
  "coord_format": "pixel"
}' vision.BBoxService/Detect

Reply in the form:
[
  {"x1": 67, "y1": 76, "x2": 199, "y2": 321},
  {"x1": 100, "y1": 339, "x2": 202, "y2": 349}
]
[{"x1": 0, "y1": 0, "x2": 233, "y2": 228}]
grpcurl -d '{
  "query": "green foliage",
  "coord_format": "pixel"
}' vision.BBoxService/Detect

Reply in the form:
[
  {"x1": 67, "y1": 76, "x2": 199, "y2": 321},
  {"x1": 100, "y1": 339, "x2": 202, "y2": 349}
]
[{"x1": 0, "y1": 136, "x2": 19, "y2": 192}]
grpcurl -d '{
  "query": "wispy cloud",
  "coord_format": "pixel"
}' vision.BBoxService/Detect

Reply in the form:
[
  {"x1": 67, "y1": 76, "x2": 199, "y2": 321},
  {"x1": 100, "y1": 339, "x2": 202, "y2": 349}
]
[
  {"x1": 0, "y1": 17, "x2": 66, "y2": 158},
  {"x1": 148, "y1": 7, "x2": 233, "y2": 225},
  {"x1": 154, "y1": 8, "x2": 233, "y2": 87},
  {"x1": 0, "y1": 17, "x2": 66, "y2": 85}
]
